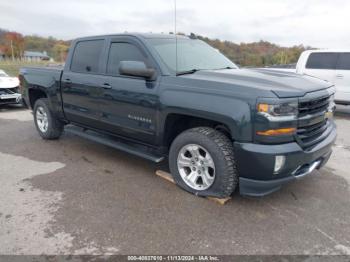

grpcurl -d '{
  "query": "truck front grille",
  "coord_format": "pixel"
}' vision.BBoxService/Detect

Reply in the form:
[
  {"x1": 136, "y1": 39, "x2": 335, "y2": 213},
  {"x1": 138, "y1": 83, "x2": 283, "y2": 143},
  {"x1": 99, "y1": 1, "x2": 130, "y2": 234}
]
[
  {"x1": 296, "y1": 95, "x2": 332, "y2": 150},
  {"x1": 298, "y1": 95, "x2": 330, "y2": 117},
  {"x1": 297, "y1": 119, "x2": 330, "y2": 148}
]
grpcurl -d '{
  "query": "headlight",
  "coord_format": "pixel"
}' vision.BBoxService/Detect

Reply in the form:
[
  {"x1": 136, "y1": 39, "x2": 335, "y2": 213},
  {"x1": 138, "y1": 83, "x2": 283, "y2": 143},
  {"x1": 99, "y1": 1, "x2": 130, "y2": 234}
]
[
  {"x1": 256, "y1": 101, "x2": 298, "y2": 136},
  {"x1": 257, "y1": 102, "x2": 298, "y2": 121}
]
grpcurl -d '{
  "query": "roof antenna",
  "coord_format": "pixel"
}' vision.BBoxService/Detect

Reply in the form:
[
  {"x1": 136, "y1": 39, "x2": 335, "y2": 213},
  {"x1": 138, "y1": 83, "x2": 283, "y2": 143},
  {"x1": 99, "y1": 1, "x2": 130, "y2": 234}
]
[{"x1": 174, "y1": 0, "x2": 178, "y2": 75}]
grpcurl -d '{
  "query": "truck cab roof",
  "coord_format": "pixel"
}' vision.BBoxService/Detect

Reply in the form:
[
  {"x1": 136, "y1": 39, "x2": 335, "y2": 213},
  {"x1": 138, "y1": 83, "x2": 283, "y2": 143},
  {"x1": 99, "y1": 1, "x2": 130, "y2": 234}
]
[
  {"x1": 301, "y1": 49, "x2": 350, "y2": 54},
  {"x1": 74, "y1": 33, "x2": 190, "y2": 42}
]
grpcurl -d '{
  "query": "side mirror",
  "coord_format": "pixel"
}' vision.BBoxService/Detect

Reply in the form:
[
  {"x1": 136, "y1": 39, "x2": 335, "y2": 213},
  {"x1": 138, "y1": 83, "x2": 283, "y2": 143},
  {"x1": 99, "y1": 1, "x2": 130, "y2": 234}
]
[{"x1": 119, "y1": 61, "x2": 156, "y2": 80}]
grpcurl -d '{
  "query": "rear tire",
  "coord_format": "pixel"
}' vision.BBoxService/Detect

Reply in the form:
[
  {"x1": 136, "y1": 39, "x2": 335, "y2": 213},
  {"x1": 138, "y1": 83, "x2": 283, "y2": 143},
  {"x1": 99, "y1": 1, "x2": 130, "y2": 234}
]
[
  {"x1": 33, "y1": 98, "x2": 64, "y2": 140},
  {"x1": 169, "y1": 127, "x2": 238, "y2": 198}
]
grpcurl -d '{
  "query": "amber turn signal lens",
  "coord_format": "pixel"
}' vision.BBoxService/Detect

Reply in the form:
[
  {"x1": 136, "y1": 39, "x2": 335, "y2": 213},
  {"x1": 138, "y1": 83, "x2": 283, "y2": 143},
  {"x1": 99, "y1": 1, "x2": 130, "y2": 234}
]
[
  {"x1": 258, "y1": 103, "x2": 269, "y2": 113},
  {"x1": 256, "y1": 127, "x2": 296, "y2": 136}
]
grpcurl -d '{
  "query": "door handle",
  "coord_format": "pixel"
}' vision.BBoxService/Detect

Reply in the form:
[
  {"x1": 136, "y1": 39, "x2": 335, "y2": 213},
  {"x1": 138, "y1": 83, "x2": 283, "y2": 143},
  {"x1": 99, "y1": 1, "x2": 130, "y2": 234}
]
[
  {"x1": 336, "y1": 74, "x2": 344, "y2": 79},
  {"x1": 101, "y1": 83, "x2": 112, "y2": 89},
  {"x1": 64, "y1": 79, "x2": 72, "y2": 87}
]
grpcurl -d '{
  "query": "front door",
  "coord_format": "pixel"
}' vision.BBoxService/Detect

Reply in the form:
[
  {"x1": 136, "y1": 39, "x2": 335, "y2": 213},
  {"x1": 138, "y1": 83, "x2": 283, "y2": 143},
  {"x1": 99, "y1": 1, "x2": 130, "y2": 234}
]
[{"x1": 97, "y1": 39, "x2": 160, "y2": 145}]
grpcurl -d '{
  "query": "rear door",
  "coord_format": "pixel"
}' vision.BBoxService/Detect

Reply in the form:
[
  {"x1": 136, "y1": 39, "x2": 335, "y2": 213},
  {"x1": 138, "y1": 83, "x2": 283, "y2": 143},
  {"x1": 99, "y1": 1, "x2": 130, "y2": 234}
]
[
  {"x1": 303, "y1": 52, "x2": 338, "y2": 83},
  {"x1": 97, "y1": 37, "x2": 160, "y2": 145},
  {"x1": 61, "y1": 39, "x2": 106, "y2": 128},
  {"x1": 335, "y1": 53, "x2": 350, "y2": 103}
]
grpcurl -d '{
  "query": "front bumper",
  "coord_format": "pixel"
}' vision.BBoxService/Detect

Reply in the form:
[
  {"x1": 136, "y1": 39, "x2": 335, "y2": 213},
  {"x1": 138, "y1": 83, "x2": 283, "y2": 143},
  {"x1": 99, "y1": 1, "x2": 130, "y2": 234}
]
[
  {"x1": 0, "y1": 92, "x2": 22, "y2": 105},
  {"x1": 234, "y1": 123, "x2": 336, "y2": 196}
]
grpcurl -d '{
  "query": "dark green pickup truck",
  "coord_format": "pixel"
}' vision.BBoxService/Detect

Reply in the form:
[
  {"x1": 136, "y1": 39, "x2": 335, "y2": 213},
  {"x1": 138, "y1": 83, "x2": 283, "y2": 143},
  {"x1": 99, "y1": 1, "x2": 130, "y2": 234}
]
[{"x1": 19, "y1": 33, "x2": 336, "y2": 197}]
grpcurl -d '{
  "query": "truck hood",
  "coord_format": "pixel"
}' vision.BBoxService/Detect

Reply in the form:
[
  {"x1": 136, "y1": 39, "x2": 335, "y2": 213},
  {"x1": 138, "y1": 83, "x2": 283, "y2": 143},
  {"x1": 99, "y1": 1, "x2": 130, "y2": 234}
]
[{"x1": 180, "y1": 68, "x2": 332, "y2": 98}]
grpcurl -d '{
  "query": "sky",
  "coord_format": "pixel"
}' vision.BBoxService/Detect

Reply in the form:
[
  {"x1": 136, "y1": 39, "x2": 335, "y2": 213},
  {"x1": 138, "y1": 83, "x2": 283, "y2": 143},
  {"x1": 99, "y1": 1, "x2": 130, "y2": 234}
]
[{"x1": 0, "y1": 0, "x2": 349, "y2": 48}]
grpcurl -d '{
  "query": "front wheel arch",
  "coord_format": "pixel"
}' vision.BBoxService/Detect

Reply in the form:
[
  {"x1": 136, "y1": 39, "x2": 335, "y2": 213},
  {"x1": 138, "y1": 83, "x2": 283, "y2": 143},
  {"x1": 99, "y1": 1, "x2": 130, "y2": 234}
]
[{"x1": 161, "y1": 112, "x2": 240, "y2": 149}]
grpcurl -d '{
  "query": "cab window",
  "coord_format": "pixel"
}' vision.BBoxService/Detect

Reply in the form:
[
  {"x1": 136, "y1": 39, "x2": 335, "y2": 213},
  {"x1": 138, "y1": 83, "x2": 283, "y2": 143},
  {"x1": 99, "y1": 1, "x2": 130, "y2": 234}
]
[
  {"x1": 107, "y1": 42, "x2": 147, "y2": 76},
  {"x1": 306, "y1": 53, "x2": 338, "y2": 70},
  {"x1": 71, "y1": 40, "x2": 104, "y2": 73},
  {"x1": 336, "y1": 53, "x2": 350, "y2": 70}
]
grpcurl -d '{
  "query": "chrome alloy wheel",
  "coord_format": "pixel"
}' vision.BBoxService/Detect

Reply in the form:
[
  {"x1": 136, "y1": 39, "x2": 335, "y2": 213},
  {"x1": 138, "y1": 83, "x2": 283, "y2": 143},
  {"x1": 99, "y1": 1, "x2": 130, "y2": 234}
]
[
  {"x1": 177, "y1": 144, "x2": 216, "y2": 190},
  {"x1": 36, "y1": 106, "x2": 49, "y2": 133}
]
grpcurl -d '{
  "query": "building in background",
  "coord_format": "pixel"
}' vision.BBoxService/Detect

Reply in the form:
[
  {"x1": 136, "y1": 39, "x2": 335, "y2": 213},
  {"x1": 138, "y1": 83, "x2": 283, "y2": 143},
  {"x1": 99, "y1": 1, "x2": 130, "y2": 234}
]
[{"x1": 23, "y1": 51, "x2": 51, "y2": 62}]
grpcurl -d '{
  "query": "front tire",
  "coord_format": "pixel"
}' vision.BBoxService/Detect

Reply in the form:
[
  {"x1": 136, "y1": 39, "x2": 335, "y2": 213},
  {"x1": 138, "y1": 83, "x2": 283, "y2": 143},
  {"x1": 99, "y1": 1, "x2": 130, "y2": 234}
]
[
  {"x1": 169, "y1": 127, "x2": 238, "y2": 198},
  {"x1": 33, "y1": 98, "x2": 64, "y2": 140}
]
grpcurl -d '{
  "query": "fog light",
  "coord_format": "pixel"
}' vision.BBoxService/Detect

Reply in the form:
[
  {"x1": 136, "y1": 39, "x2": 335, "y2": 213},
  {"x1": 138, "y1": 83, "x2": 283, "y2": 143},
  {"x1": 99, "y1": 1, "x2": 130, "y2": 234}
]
[{"x1": 274, "y1": 155, "x2": 285, "y2": 174}]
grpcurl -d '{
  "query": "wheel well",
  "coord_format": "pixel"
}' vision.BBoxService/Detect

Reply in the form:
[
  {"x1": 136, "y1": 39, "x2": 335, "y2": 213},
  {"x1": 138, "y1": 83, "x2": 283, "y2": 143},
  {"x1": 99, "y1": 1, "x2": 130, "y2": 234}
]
[
  {"x1": 163, "y1": 114, "x2": 231, "y2": 148},
  {"x1": 29, "y1": 89, "x2": 47, "y2": 108}
]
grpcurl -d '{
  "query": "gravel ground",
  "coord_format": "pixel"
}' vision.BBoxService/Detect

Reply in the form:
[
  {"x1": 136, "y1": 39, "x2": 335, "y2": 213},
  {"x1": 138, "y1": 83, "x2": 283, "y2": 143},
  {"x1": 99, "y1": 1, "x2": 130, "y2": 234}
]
[{"x1": 0, "y1": 104, "x2": 349, "y2": 255}]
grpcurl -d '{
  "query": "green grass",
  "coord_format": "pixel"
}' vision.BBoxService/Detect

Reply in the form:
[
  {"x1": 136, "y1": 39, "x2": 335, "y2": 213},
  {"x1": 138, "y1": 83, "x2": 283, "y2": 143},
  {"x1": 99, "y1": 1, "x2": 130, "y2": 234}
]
[{"x1": 0, "y1": 61, "x2": 52, "y2": 76}]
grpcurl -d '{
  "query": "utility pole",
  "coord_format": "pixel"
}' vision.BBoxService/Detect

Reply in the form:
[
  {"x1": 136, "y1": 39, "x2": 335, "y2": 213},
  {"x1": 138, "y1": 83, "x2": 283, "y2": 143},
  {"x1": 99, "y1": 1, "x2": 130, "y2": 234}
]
[
  {"x1": 174, "y1": 0, "x2": 178, "y2": 74},
  {"x1": 10, "y1": 40, "x2": 14, "y2": 61}
]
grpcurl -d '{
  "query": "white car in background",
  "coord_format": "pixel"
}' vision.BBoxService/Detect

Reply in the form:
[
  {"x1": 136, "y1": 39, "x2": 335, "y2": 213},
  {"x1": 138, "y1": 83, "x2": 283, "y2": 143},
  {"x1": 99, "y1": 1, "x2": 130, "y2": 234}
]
[
  {"x1": 0, "y1": 69, "x2": 22, "y2": 106},
  {"x1": 296, "y1": 50, "x2": 350, "y2": 105}
]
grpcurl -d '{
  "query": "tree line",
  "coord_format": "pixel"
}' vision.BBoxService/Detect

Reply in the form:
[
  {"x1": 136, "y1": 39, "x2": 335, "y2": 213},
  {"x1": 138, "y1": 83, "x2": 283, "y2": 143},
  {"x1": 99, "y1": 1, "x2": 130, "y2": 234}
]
[
  {"x1": 0, "y1": 28, "x2": 309, "y2": 66},
  {"x1": 0, "y1": 28, "x2": 70, "y2": 62},
  {"x1": 197, "y1": 35, "x2": 309, "y2": 67}
]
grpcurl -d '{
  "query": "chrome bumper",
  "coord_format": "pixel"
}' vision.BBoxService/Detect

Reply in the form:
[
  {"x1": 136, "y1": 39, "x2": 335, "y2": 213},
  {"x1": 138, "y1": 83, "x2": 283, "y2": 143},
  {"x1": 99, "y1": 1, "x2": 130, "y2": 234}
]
[{"x1": 293, "y1": 159, "x2": 322, "y2": 179}]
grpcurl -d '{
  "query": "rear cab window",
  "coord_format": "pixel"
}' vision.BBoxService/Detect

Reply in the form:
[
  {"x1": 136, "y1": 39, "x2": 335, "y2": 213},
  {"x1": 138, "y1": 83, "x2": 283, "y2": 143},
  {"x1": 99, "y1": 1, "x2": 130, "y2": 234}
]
[
  {"x1": 306, "y1": 52, "x2": 338, "y2": 70},
  {"x1": 71, "y1": 40, "x2": 104, "y2": 74}
]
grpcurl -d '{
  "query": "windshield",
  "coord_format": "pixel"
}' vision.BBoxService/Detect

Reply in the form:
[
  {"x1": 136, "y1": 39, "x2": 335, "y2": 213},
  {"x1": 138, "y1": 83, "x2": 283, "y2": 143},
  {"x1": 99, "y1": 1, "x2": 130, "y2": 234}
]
[{"x1": 148, "y1": 38, "x2": 238, "y2": 74}]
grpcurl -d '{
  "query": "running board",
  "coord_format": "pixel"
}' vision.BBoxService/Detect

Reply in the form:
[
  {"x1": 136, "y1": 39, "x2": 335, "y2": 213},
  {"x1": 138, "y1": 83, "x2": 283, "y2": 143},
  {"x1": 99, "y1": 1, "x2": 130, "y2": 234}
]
[{"x1": 65, "y1": 125, "x2": 164, "y2": 163}]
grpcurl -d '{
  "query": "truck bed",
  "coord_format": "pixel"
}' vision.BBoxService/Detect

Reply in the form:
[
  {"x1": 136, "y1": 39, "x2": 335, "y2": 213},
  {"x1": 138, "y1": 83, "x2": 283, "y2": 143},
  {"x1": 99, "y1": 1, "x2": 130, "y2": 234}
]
[
  {"x1": 21, "y1": 66, "x2": 63, "y2": 76},
  {"x1": 20, "y1": 65, "x2": 64, "y2": 112},
  {"x1": 20, "y1": 66, "x2": 63, "y2": 92}
]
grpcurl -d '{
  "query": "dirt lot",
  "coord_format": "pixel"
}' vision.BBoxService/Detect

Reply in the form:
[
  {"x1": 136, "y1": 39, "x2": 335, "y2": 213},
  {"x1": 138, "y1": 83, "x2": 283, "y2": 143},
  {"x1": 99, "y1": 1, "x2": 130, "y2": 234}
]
[{"x1": 0, "y1": 105, "x2": 349, "y2": 255}]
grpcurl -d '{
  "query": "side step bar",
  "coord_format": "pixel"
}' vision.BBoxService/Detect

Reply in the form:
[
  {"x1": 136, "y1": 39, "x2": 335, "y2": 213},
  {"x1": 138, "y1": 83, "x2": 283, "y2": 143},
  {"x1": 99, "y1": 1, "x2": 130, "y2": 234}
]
[{"x1": 65, "y1": 125, "x2": 164, "y2": 163}]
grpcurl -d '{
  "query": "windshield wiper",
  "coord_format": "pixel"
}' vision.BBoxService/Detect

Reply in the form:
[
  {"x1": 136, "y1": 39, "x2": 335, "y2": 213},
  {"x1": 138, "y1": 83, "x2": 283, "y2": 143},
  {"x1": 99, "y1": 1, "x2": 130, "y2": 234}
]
[
  {"x1": 213, "y1": 66, "x2": 237, "y2": 70},
  {"x1": 176, "y1": 66, "x2": 236, "y2": 76},
  {"x1": 176, "y1": 69, "x2": 201, "y2": 76}
]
